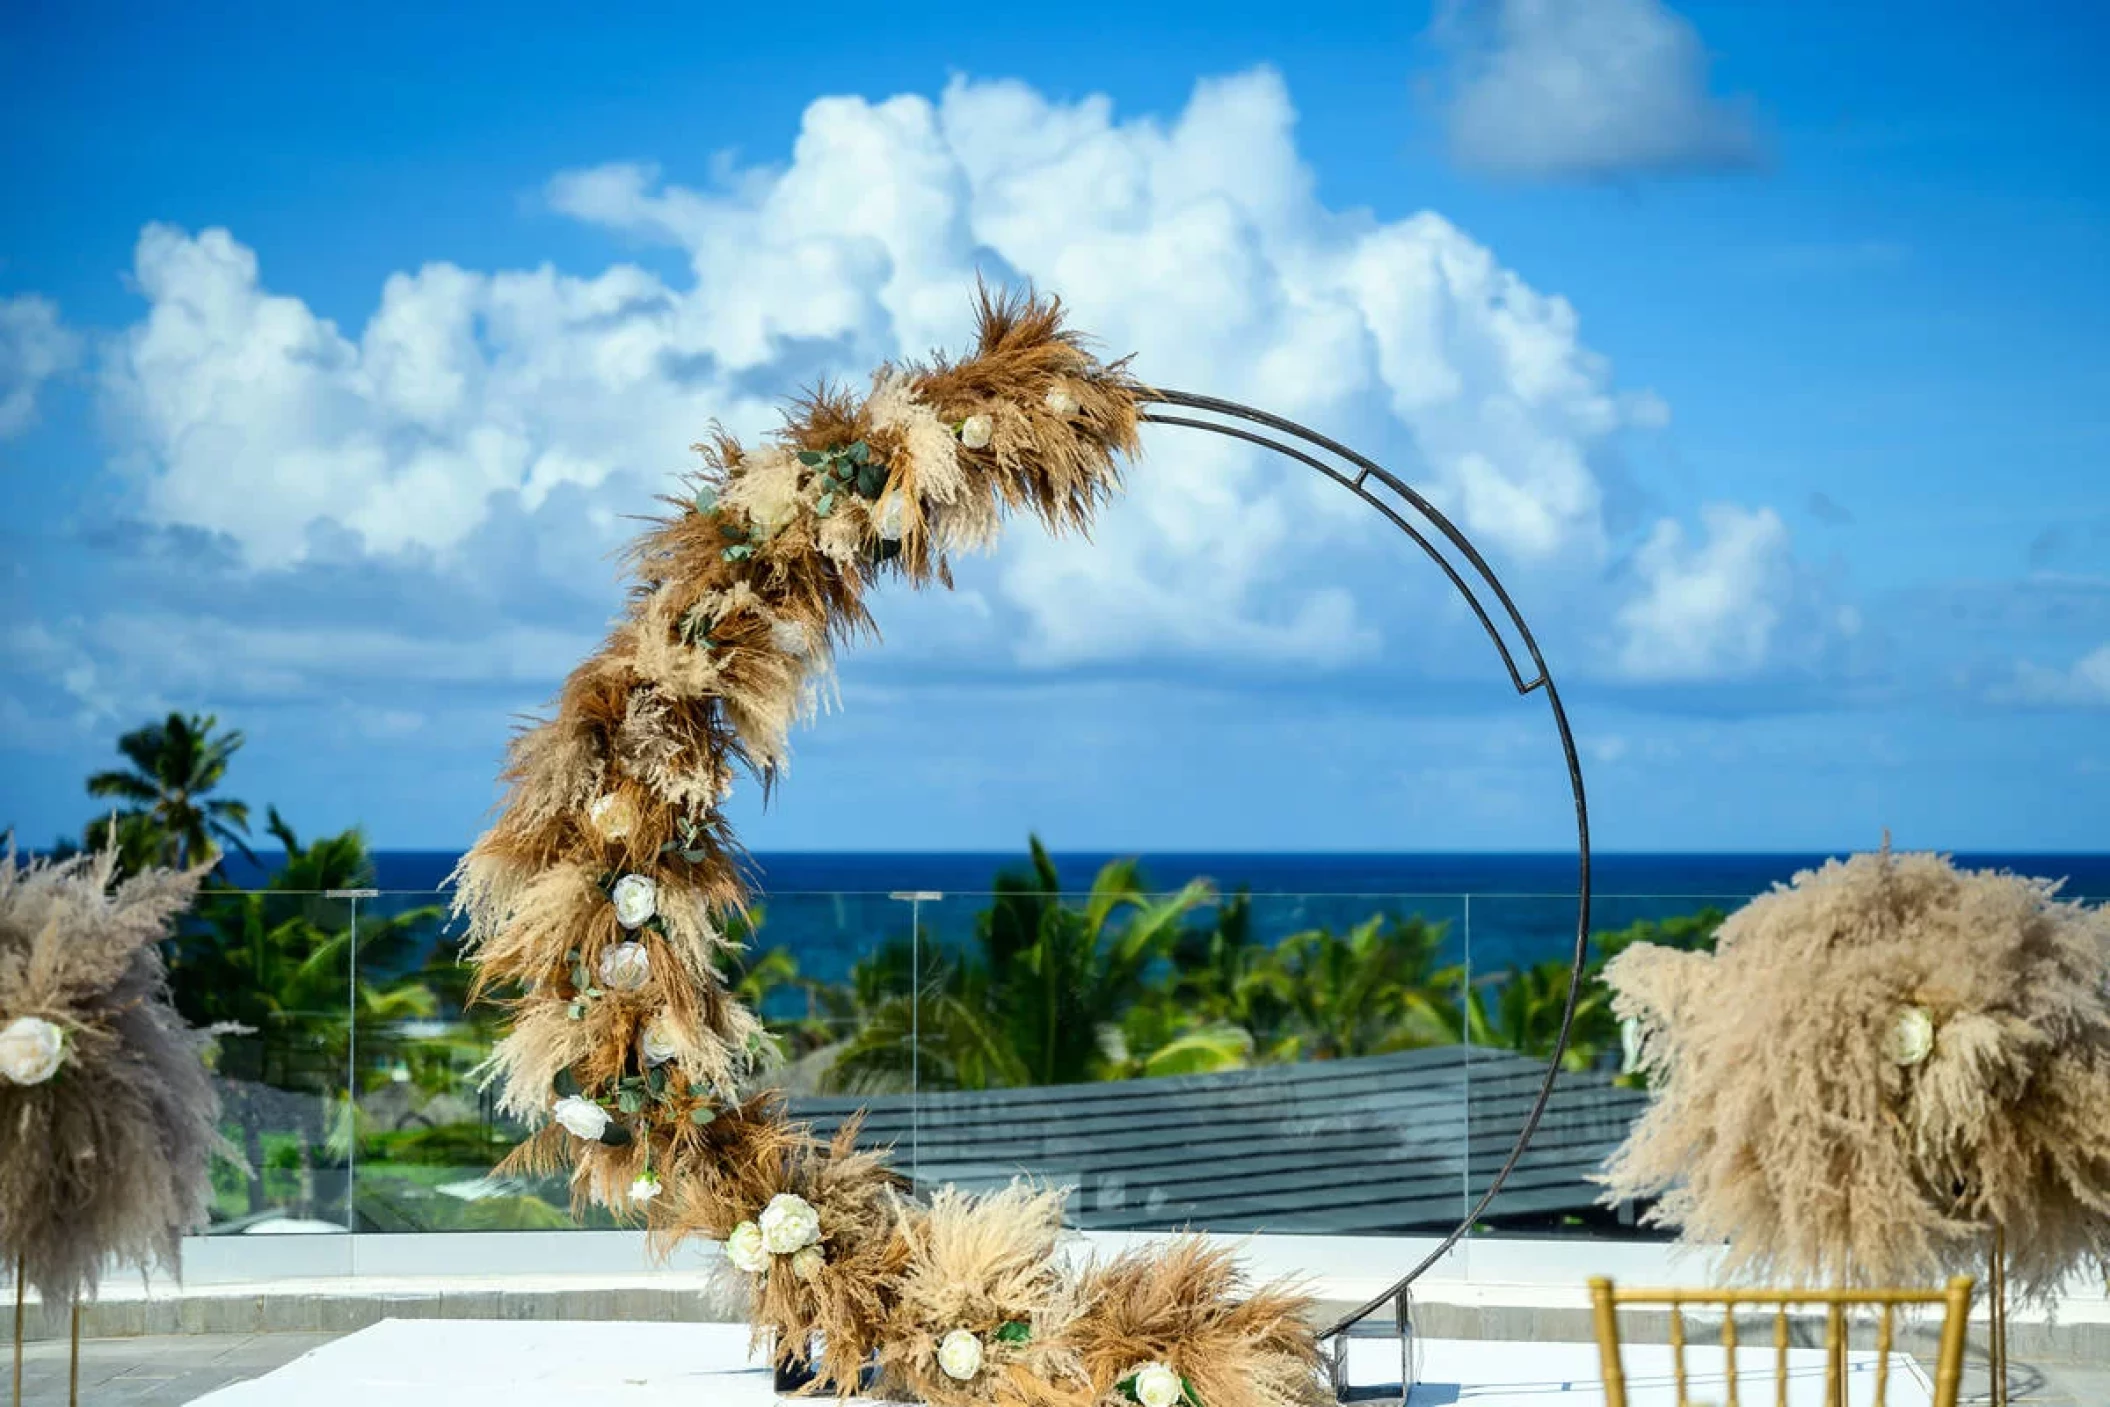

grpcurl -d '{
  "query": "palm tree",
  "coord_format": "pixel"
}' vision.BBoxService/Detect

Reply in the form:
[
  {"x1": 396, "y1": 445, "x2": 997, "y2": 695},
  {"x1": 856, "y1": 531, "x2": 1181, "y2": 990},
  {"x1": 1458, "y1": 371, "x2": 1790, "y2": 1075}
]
[
  {"x1": 1261, "y1": 914, "x2": 1466, "y2": 1061},
  {"x1": 823, "y1": 839, "x2": 1220, "y2": 1092},
  {"x1": 86, "y1": 712, "x2": 255, "y2": 871}
]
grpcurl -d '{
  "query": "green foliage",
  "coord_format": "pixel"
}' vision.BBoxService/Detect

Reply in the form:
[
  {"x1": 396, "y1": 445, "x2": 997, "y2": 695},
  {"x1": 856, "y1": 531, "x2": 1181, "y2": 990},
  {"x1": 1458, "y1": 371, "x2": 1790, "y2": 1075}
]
[{"x1": 83, "y1": 711, "x2": 254, "y2": 874}]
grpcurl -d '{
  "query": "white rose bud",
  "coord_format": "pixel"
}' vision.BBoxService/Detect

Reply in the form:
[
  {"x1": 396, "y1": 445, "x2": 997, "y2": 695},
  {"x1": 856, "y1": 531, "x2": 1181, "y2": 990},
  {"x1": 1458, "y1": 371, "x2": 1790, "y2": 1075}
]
[
  {"x1": 959, "y1": 413, "x2": 994, "y2": 449},
  {"x1": 1884, "y1": 1005, "x2": 1936, "y2": 1067},
  {"x1": 551, "y1": 1095, "x2": 611, "y2": 1141},
  {"x1": 758, "y1": 1192, "x2": 822, "y2": 1254},
  {"x1": 0, "y1": 1016, "x2": 65, "y2": 1086},
  {"x1": 791, "y1": 1246, "x2": 825, "y2": 1283},
  {"x1": 1132, "y1": 1363, "x2": 1184, "y2": 1407},
  {"x1": 610, "y1": 874, "x2": 658, "y2": 930},
  {"x1": 587, "y1": 791, "x2": 636, "y2": 841},
  {"x1": 874, "y1": 494, "x2": 907, "y2": 543},
  {"x1": 598, "y1": 941, "x2": 651, "y2": 992},
  {"x1": 640, "y1": 1015, "x2": 681, "y2": 1068},
  {"x1": 630, "y1": 1170, "x2": 662, "y2": 1205},
  {"x1": 937, "y1": 1329, "x2": 984, "y2": 1381},
  {"x1": 726, "y1": 1221, "x2": 770, "y2": 1275},
  {"x1": 1044, "y1": 384, "x2": 1081, "y2": 417}
]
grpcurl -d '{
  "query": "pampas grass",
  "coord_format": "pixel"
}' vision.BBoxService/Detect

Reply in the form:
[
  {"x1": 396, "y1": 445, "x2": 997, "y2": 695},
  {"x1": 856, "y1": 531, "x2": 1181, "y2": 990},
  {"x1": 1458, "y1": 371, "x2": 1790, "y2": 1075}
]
[
  {"x1": 449, "y1": 283, "x2": 1326, "y2": 1400},
  {"x1": 1601, "y1": 848, "x2": 2110, "y2": 1299},
  {"x1": 1058, "y1": 1239, "x2": 1328, "y2": 1407},
  {"x1": 0, "y1": 842, "x2": 226, "y2": 1311},
  {"x1": 876, "y1": 1182, "x2": 1087, "y2": 1407}
]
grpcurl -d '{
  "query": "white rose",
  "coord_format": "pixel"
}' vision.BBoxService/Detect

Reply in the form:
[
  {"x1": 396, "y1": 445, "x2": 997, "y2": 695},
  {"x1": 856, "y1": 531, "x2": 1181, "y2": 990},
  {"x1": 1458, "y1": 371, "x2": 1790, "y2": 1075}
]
[
  {"x1": 641, "y1": 1016, "x2": 681, "y2": 1067},
  {"x1": 610, "y1": 874, "x2": 658, "y2": 930},
  {"x1": 743, "y1": 457, "x2": 804, "y2": 537},
  {"x1": 551, "y1": 1095, "x2": 611, "y2": 1141},
  {"x1": 959, "y1": 413, "x2": 994, "y2": 449},
  {"x1": 587, "y1": 791, "x2": 636, "y2": 841},
  {"x1": 630, "y1": 1171, "x2": 662, "y2": 1205},
  {"x1": 0, "y1": 1017, "x2": 65, "y2": 1085},
  {"x1": 726, "y1": 1221, "x2": 770, "y2": 1275},
  {"x1": 1044, "y1": 385, "x2": 1080, "y2": 417},
  {"x1": 874, "y1": 494, "x2": 907, "y2": 543},
  {"x1": 791, "y1": 1246, "x2": 825, "y2": 1283},
  {"x1": 598, "y1": 941, "x2": 651, "y2": 992},
  {"x1": 1885, "y1": 1005, "x2": 1936, "y2": 1067},
  {"x1": 758, "y1": 1192, "x2": 822, "y2": 1254},
  {"x1": 1131, "y1": 1363, "x2": 1184, "y2": 1407},
  {"x1": 937, "y1": 1329, "x2": 983, "y2": 1381}
]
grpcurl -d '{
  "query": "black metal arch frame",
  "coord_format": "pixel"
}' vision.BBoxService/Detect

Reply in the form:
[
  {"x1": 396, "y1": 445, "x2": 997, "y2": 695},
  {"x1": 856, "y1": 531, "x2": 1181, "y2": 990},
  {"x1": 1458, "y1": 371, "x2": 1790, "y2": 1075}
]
[{"x1": 1134, "y1": 390, "x2": 1594, "y2": 1364}]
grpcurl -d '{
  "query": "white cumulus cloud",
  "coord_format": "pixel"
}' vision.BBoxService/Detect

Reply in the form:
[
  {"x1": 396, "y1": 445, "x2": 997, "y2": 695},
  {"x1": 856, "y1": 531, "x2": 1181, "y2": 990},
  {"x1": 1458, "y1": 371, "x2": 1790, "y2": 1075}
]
[
  {"x1": 2000, "y1": 644, "x2": 2110, "y2": 709},
  {"x1": 1434, "y1": 0, "x2": 1764, "y2": 180},
  {"x1": 0, "y1": 294, "x2": 82, "y2": 438},
  {"x1": 1614, "y1": 504, "x2": 1792, "y2": 680},
  {"x1": 82, "y1": 68, "x2": 1799, "y2": 682}
]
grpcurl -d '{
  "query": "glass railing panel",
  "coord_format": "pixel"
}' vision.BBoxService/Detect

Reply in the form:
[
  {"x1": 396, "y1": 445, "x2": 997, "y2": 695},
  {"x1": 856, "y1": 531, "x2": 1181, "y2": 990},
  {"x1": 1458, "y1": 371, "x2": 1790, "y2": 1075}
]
[
  {"x1": 346, "y1": 889, "x2": 916, "y2": 1230},
  {"x1": 854, "y1": 885, "x2": 1477, "y2": 1236},
  {"x1": 172, "y1": 887, "x2": 355, "y2": 1253},
  {"x1": 1461, "y1": 892, "x2": 1744, "y2": 1242}
]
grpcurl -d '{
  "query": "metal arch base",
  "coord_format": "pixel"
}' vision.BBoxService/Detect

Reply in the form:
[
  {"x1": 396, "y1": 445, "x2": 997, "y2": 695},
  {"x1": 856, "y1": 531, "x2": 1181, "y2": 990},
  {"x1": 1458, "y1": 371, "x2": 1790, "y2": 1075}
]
[{"x1": 1135, "y1": 390, "x2": 1595, "y2": 1404}]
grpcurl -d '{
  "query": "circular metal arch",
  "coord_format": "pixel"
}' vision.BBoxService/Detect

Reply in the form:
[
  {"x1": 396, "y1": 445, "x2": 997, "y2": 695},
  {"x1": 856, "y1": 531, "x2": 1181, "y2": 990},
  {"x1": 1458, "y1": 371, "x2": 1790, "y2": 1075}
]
[{"x1": 1135, "y1": 389, "x2": 1594, "y2": 1342}]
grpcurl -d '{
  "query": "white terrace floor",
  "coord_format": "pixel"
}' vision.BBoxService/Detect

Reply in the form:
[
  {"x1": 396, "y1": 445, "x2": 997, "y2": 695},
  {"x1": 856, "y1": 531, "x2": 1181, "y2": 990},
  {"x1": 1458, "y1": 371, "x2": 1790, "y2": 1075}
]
[{"x1": 18, "y1": 1233, "x2": 2108, "y2": 1405}]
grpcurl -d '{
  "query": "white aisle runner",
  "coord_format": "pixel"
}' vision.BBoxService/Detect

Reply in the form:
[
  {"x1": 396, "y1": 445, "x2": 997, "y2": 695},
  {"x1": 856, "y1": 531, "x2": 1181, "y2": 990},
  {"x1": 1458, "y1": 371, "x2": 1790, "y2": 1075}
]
[{"x1": 188, "y1": 1318, "x2": 1935, "y2": 1406}]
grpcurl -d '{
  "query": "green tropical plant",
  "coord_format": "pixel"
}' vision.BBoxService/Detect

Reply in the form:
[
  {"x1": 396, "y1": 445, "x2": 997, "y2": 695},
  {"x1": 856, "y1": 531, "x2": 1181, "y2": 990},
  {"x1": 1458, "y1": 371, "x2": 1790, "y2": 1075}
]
[
  {"x1": 85, "y1": 712, "x2": 255, "y2": 871},
  {"x1": 172, "y1": 807, "x2": 445, "y2": 1218},
  {"x1": 1260, "y1": 914, "x2": 1465, "y2": 1061},
  {"x1": 822, "y1": 838, "x2": 1219, "y2": 1092}
]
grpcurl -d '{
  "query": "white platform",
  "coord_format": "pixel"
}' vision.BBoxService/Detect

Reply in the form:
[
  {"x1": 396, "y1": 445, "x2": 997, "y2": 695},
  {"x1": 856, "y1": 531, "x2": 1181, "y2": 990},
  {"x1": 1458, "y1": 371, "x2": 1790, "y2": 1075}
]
[{"x1": 187, "y1": 1318, "x2": 1934, "y2": 1406}]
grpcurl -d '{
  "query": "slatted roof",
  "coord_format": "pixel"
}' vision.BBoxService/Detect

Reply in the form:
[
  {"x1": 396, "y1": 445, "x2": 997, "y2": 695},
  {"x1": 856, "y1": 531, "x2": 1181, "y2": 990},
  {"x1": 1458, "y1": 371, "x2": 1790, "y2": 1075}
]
[{"x1": 789, "y1": 1046, "x2": 1647, "y2": 1234}]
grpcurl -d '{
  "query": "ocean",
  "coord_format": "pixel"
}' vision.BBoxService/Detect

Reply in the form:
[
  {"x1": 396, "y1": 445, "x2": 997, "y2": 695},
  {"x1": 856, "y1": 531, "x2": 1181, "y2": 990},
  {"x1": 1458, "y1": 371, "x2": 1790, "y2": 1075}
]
[{"x1": 220, "y1": 849, "x2": 2110, "y2": 987}]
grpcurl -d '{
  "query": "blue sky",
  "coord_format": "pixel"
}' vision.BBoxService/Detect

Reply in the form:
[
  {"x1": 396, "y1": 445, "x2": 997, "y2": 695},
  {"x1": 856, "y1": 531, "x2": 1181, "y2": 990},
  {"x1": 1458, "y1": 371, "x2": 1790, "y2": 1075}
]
[{"x1": 3, "y1": 0, "x2": 2107, "y2": 855}]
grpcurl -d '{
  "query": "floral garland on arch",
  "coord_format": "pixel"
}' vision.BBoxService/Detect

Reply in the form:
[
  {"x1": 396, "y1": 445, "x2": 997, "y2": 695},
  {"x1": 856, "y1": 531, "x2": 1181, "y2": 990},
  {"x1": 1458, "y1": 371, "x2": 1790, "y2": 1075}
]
[{"x1": 452, "y1": 288, "x2": 1329, "y2": 1405}]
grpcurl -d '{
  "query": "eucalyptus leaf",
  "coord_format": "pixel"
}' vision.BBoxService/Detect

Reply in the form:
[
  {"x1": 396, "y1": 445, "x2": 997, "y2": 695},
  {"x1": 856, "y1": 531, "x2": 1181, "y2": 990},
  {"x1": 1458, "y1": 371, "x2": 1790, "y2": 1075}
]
[
  {"x1": 797, "y1": 450, "x2": 826, "y2": 467},
  {"x1": 553, "y1": 1068, "x2": 581, "y2": 1098},
  {"x1": 690, "y1": 1106, "x2": 716, "y2": 1125},
  {"x1": 723, "y1": 545, "x2": 753, "y2": 561},
  {"x1": 994, "y1": 1321, "x2": 1031, "y2": 1345},
  {"x1": 567, "y1": 1001, "x2": 586, "y2": 1021},
  {"x1": 816, "y1": 492, "x2": 835, "y2": 518},
  {"x1": 693, "y1": 487, "x2": 719, "y2": 513},
  {"x1": 681, "y1": 848, "x2": 710, "y2": 863},
  {"x1": 617, "y1": 1090, "x2": 644, "y2": 1114},
  {"x1": 847, "y1": 440, "x2": 869, "y2": 464},
  {"x1": 598, "y1": 1123, "x2": 634, "y2": 1148}
]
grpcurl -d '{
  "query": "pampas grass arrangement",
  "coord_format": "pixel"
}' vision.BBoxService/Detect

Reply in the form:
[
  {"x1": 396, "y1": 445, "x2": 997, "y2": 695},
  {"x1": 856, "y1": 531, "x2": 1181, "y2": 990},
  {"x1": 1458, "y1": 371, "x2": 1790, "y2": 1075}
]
[
  {"x1": 876, "y1": 1182, "x2": 1086, "y2": 1407},
  {"x1": 1600, "y1": 847, "x2": 2110, "y2": 1300},
  {"x1": 0, "y1": 841, "x2": 225, "y2": 1313},
  {"x1": 454, "y1": 286, "x2": 1325, "y2": 1399},
  {"x1": 1057, "y1": 1239, "x2": 1328, "y2": 1407}
]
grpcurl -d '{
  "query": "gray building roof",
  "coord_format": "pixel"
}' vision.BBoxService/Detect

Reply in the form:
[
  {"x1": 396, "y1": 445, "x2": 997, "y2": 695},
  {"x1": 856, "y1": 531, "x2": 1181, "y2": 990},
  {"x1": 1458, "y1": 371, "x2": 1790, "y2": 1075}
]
[{"x1": 790, "y1": 1045, "x2": 1648, "y2": 1235}]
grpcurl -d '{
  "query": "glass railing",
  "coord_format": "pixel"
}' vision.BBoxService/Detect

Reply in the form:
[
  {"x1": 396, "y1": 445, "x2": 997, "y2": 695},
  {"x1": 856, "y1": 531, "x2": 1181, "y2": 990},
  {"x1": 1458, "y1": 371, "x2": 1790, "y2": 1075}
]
[{"x1": 174, "y1": 885, "x2": 1750, "y2": 1239}]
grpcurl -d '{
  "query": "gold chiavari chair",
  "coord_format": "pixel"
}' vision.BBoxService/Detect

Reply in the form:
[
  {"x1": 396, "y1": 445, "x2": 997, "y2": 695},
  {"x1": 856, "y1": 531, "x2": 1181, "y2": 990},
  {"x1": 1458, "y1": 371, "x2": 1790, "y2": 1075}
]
[{"x1": 1587, "y1": 1276, "x2": 1975, "y2": 1407}]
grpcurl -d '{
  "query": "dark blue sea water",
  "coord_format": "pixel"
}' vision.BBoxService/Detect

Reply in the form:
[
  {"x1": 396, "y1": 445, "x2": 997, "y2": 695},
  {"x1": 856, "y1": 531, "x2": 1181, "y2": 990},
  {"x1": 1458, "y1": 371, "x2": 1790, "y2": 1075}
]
[{"x1": 219, "y1": 850, "x2": 2110, "y2": 987}]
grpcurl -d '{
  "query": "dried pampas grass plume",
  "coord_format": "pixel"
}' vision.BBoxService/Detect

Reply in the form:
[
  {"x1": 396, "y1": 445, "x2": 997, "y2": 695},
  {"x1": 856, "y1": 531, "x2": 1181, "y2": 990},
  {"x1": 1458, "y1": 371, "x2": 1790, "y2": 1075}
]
[
  {"x1": 1058, "y1": 1238, "x2": 1329, "y2": 1407},
  {"x1": 1600, "y1": 848, "x2": 2110, "y2": 1299},
  {"x1": 449, "y1": 282, "x2": 1329, "y2": 1402},
  {"x1": 877, "y1": 1181, "x2": 1087, "y2": 1407},
  {"x1": 0, "y1": 841, "x2": 228, "y2": 1311}
]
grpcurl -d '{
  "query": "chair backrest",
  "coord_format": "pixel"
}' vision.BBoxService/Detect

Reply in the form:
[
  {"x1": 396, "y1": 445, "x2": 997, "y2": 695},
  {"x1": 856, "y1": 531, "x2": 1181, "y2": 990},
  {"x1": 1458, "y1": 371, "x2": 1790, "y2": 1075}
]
[{"x1": 1587, "y1": 1275, "x2": 1975, "y2": 1407}]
